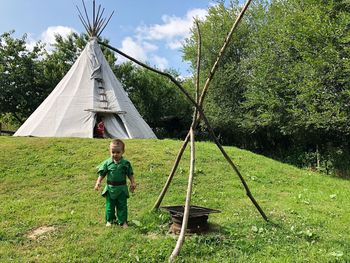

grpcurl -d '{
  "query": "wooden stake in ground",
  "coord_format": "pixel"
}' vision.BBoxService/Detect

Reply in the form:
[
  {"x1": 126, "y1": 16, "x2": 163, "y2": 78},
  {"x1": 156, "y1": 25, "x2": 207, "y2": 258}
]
[{"x1": 169, "y1": 128, "x2": 196, "y2": 262}]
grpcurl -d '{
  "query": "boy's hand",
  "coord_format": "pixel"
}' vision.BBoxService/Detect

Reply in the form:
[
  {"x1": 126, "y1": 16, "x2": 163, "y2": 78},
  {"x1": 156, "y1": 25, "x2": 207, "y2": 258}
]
[
  {"x1": 130, "y1": 183, "x2": 136, "y2": 193},
  {"x1": 94, "y1": 182, "x2": 101, "y2": 190}
]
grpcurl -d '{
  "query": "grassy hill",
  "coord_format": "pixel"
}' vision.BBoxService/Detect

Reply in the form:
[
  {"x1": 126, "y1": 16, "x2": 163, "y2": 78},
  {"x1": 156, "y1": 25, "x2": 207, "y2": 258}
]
[{"x1": 0, "y1": 137, "x2": 349, "y2": 262}]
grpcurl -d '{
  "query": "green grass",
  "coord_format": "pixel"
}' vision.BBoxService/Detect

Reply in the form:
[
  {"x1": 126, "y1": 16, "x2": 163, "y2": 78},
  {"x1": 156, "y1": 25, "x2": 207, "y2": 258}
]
[{"x1": 0, "y1": 137, "x2": 349, "y2": 262}]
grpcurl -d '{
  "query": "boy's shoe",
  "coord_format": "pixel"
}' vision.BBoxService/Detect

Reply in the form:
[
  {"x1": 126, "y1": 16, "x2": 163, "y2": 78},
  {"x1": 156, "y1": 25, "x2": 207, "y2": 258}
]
[
  {"x1": 122, "y1": 222, "x2": 128, "y2": 229},
  {"x1": 106, "y1": 222, "x2": 112, "y2": 227}
]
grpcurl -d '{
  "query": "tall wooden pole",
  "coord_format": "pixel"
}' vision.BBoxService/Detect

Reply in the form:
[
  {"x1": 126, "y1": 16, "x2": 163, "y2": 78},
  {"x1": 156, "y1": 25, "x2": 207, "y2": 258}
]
[{"x1": 169, "y1": 20, "x2": 202, "y2": 262}]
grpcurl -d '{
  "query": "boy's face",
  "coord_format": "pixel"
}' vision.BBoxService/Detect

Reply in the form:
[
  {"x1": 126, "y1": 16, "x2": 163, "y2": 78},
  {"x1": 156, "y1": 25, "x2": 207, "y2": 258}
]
[{"x1": 110, "y1": 145, "x2": 124, "y2": 162}]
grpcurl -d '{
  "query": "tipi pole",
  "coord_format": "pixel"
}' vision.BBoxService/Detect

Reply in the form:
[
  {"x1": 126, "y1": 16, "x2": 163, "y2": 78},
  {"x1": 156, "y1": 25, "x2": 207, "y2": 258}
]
[{"x1": 76, "y1": 0, "x2": 114, "y2": 38}]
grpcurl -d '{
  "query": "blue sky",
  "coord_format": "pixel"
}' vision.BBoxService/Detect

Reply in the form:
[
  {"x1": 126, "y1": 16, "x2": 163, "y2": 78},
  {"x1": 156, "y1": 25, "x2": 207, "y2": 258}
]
[{"x1": 0, "y1": 0, "x2": 221, "y2": 76}]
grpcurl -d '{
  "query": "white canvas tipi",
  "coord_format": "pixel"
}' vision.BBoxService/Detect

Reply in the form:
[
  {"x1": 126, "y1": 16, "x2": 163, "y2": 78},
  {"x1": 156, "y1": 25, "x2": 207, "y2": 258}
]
[{"x1": 14, "y1": 37, "x2": 157, "y2": 139}]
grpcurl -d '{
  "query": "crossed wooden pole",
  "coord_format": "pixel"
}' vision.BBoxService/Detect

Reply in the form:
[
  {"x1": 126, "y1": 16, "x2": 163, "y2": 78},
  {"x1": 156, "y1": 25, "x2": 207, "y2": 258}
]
[{"x1": 99, "y1": 0, "x2": 267, "y2": 260}]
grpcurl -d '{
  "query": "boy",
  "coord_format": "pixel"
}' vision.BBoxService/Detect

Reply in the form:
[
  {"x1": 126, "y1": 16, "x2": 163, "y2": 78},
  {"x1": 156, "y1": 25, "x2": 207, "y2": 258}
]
[{"x1": 95, "y1": 139, "x2": 136, "y2": 228}]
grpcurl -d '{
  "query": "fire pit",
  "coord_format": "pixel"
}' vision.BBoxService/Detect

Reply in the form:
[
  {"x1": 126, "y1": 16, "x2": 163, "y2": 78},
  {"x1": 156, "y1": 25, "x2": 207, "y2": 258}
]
[{"x1": 161, "y1": 205, "x2": 221, "y2": 234}]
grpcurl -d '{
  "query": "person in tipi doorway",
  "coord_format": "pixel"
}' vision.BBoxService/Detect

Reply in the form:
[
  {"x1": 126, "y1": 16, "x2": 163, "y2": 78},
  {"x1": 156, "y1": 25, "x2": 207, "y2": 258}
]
[{"x1": 94, "y1": 116, "x2": 105, "y2": 138}]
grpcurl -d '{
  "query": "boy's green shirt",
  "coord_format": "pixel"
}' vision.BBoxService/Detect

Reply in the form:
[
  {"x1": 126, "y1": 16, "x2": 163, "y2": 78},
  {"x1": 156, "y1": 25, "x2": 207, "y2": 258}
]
[{"x1": 97, "y1": 157, "x2": 133, "y2": 199}]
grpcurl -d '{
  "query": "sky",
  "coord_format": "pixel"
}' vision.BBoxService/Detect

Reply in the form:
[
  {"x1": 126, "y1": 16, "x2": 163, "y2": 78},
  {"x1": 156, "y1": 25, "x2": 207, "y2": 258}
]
[{"x1": 0, "y1": 0, "x2": 222, "y2": 77}]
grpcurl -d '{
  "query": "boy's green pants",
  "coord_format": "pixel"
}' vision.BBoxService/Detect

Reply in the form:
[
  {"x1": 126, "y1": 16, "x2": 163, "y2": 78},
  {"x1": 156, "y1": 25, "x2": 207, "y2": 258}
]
[{"x1": 105, "y1": 192, "x2": 128, "y2": 224}]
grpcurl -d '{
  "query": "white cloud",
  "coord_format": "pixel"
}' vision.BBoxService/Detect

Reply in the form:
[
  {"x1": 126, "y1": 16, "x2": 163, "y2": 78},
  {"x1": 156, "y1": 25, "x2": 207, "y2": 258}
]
[
  {"x1": 137, "y1": 15, "x2": 189, "y2": 40},
  {"x1": 116, "y1": 7, "x2": 209, "y2": 72},
  {"x1": 135, "y1": 8, "x2": 208, "y2": 50},
  {"x1": 41, "y1": 26, "x2": 77, "y2": 50},
  {"x1": 120, "y1": 37, "x2": 147, "y2": 62},
  {"x1": 142, "y1": 41, "x2": 158, "y2": 52},
  {"x1": 150, "y1": 55, "x2": 169, "y2": 70},
  {"x1": 167, "y1": 39, "x2": 183, "y2": 50},
  {"x1": 118, "y1": 37, "x2": 169, "y2": 70},
  {"x1": 118, "y1": 37, "x2": 159, "y2": 64},
  {"x1": 23, "y1": 26, "x2": 77, "y2": 52},
  {"x1": 186, "y1": 8, "x2": 208, "y2": 21},
  {"x1": 25, "y1": 33, "x2": 38, "y2": 51}
]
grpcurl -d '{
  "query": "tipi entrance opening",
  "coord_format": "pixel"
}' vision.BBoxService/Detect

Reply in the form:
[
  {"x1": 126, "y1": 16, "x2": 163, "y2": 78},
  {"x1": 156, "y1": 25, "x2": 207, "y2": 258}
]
[{"x1": 93, "y1": 112, "x2": 129, "y2": 139}]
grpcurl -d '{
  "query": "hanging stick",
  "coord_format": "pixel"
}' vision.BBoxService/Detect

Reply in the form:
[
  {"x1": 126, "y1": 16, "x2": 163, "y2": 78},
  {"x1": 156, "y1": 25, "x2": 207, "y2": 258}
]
[{"x1": 152, "y1": 0, "x2": 255, "y2": 210}]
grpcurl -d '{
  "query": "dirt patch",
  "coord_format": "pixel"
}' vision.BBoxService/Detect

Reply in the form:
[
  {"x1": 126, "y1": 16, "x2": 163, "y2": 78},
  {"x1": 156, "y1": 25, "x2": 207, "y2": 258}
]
[{"x1": 27, "y1": 226, "x2": 56, "y2": 240}]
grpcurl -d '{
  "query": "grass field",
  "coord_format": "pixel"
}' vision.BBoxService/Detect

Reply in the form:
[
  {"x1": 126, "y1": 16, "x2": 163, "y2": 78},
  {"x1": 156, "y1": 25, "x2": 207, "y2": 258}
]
[{"x1": 0, "y1": 136, "x2": 349, "y2": 262}]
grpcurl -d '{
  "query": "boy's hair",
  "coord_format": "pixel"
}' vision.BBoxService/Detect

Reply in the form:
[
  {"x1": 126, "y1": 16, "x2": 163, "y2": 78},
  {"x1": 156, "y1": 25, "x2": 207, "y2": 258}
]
[{"x1": 110, "y1": 139, "x2": 125, "y2": 151}]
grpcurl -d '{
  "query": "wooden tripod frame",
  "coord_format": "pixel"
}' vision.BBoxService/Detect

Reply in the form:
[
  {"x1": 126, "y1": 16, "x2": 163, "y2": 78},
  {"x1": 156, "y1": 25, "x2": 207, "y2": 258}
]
[{"x1": 99, "y1": 0, "x2": 267, "y2": 261}]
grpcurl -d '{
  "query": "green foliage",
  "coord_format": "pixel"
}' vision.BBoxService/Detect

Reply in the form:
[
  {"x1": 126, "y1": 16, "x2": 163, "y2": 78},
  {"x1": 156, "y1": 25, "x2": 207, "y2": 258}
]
[
  {"x1": 0, "y1": 31, "x2": 47, "y2": 123},
  {"x1": 2, "y1": 0, "x2": 350, "y2": 175},
  {"x1": 241, "y1": 0, "x2": 350, "y2": 137},
  {"x1": 0, "y1": 113, "x2": 21, "y2": 131},
  {"x1": 114, "y1": 62, "x2": 192, "y2": 138},
  {"x1": 182, "y1": 0, "x2": 350, "y2": 175},
  {"x1": 0, "y1": 137, "x2": 349, "y2": 262}
]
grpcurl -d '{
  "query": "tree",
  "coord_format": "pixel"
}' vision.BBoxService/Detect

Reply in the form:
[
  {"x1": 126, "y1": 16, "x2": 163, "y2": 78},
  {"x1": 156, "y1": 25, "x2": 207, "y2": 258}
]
[
  {"x1": 0, "y1": 31, "x2": 47, "y2": 123},
  {"x1": 114, "y1": 62, "x2": 192, "y2": 137},
  {"x1": 182, "y1": 0, "x2": 350, "y2": 174},
  {"x1": 240, "y1": 0, "x2": 350, "y2": 155},
  {"x1": 182, "y1": 0, "x2": 258, "y2": 145}
]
